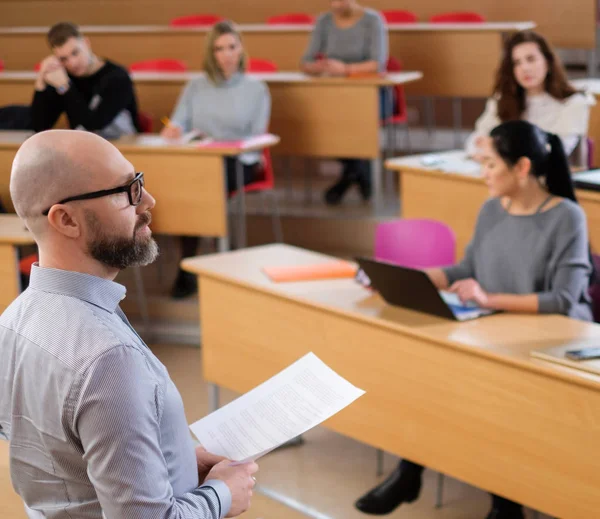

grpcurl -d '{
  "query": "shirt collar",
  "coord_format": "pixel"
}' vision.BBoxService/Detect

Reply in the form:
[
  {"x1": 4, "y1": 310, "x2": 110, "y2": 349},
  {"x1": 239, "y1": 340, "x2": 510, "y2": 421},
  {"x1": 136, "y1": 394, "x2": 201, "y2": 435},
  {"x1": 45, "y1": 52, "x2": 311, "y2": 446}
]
[
  {"x1": 220, "y1": 72, "x2": 243, "y2": 88},
  {"x1": 29, "y1": 264, "x2": 127, "y2": 313}
]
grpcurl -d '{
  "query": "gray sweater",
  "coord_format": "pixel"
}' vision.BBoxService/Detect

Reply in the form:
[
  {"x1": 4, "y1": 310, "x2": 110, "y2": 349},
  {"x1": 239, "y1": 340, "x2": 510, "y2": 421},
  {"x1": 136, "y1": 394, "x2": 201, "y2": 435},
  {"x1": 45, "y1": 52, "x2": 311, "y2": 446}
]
[
  {"x1": 170, "y1": 73, "x2": 271, "y2": 164},
  {"x1": 442, "y1": 197, "x2": 593, "y2": 321},
  {"x1": 301, "y1": 9, "x2": 388, "y2": 71}
]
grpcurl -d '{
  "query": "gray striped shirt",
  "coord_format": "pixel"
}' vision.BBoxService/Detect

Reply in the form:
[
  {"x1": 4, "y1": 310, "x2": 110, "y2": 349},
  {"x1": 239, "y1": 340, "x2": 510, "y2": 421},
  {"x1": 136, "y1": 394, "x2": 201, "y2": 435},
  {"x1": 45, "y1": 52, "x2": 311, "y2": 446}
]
[{"x1": 0, "y1": 265, "x2": 231, "y2": 518}]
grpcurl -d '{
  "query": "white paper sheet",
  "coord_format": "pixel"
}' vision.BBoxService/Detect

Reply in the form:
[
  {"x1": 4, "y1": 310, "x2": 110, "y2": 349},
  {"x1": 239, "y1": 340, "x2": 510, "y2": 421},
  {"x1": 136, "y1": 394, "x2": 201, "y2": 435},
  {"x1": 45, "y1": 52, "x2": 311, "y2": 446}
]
[
  {"x1": 134, "y1": 130, "x2": 208, "y2": 146},
  {"x1": 189, "y1": 352, "x2": 365, "y2": 462}
]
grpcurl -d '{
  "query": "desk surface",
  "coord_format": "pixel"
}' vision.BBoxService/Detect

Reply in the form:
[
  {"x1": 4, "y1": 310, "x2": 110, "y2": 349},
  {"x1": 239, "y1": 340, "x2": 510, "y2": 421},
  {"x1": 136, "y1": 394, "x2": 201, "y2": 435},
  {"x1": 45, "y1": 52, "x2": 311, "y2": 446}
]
[
  {"x1": 0, "y1": 214, "x2": 35, "y2": 245},
  {"x1": 182, "y1": 243, "x2": 600, "y2": 391},
  {"x1": 0, "y1": 21, "x2": 535, "y2": 35},
  {"x1": 0, "y1": 131, "x2": 281, "y2": 157},
  {"x1": 574, "y1": 169, "x2": 600, "y2": 188},
  {"x1": 0, "y1": 70, "x2": 423, "y2": 86}
]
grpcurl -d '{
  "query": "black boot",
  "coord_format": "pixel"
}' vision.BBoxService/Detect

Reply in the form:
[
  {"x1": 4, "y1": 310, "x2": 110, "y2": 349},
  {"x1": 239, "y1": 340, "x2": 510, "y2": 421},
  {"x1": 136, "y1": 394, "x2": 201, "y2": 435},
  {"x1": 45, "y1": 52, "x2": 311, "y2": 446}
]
[
  {"x1": 324, "y1": 172, "x2": 355, "y2": 206},
  {"x1": 356, "y1": 160, "x2": 372, "y2": 201},
  {"x1": 354, "y1": 460, "x2": 423, "y2": 515},
  {"x1": 171, "y1": 269, "x2": 198, "y2": 299},
  {"x1": 485, "y1": 494, "x2": 525, "y2": 519}
]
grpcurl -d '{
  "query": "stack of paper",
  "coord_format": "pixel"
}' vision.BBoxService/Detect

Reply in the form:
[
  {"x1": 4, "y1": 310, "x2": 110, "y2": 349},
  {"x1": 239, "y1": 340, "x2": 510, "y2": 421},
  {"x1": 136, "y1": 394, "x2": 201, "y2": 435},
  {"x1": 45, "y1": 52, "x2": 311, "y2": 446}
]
[{"x1": 190, "y1": 353, "x2": 365, "y2": 462}]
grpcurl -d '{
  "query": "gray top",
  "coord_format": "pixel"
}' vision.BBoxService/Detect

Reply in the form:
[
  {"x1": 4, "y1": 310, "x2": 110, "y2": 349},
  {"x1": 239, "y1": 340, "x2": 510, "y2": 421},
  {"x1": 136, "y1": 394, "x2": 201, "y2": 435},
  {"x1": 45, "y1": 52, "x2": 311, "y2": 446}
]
[
  {"x1": 171, "y1": 72, "x2": 271, "y2": 164},
  {"x1": 442, "y1": 197, "x2": 593, "y2": 321},
  {"x1": 301, "y1": 9, "x2": 388, "y2": 71},
  {"x1": 0, "y1": 265, "x2": 231, "y2": 519}
]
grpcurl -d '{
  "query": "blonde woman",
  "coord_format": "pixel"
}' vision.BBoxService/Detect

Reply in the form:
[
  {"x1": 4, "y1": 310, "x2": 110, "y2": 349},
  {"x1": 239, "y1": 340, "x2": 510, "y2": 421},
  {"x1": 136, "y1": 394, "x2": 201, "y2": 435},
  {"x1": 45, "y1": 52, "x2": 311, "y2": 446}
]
[{"x1": 161, "y1": 20, "x2": 271, "y2": 297}]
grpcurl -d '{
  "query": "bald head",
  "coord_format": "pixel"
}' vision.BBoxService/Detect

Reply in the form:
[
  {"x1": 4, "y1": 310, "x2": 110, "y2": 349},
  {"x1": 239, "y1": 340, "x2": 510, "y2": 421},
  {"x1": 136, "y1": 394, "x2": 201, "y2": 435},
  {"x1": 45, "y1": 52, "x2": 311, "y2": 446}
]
[{"x1": 10, "y1": 130, "x2": 131, "y2": 233}]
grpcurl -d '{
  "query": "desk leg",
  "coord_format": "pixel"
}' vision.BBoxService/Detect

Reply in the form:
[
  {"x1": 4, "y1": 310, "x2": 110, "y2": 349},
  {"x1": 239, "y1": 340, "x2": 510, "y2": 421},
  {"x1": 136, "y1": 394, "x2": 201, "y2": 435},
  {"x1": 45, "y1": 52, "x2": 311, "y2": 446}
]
[
  {"x1": 217, "y1": 236, "x2": 230, "y2": 253},
  {"x1": 372, "y1": 157, "x2": 383, "y2": 214},
  {"x1": 209, "y1": 383, "x2": 220, "y2": 412},
  {"x1": 588, "y1": 48, "x2": 597, "y2": 78},
  {"x1": 452, "y1": 98, "x2": 463, "y2": 149},
  {"x1": 236, "y1": 160, "x2": 247, "y2": 249}
]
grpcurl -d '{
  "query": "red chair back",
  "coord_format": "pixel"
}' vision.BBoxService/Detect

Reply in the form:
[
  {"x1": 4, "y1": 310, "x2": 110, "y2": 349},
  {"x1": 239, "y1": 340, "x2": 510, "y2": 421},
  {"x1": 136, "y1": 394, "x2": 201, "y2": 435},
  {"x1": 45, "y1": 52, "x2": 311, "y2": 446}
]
[
  {"x1": 267, "y1": 13, "x2": 315, "y2": 24},
  {"x1": 129, "y1": 59, "x2": 188, "y2": 72},
  {"x1": 247, "y1": 58, "x2": 278, "y2": 73},
  {"x1": 0, "y1": 60, "x2": 4, "y2": 72},
  {"x1": 244, "y1": 148, "x2": 275, "y2": 193},
  {"x1": 34, "y1": 62, "x2": 41, "y2": 72},
  {"x1": 138, "y1": 111, "x2": 154, "y2": 133},
  {"x1": 386, "y1": 57, "x2": 408, "y2": 123},
  {"x1": 169, "y1": 14, "x2": 223, "y2": 27},
  {"x1": 381, "y1": 10, "x2": 418, "y2": 23},
  {"x1": 429, "y1": 12, "x2": 485, "y2": 23}
]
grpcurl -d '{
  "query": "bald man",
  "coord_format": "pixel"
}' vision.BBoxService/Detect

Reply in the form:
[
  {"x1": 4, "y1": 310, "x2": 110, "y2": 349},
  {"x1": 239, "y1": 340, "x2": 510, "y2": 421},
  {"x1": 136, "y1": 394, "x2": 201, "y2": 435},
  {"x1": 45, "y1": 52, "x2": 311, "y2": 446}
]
[{"x1": 0, "y1": 130, "x2": 257, "y2": 519}]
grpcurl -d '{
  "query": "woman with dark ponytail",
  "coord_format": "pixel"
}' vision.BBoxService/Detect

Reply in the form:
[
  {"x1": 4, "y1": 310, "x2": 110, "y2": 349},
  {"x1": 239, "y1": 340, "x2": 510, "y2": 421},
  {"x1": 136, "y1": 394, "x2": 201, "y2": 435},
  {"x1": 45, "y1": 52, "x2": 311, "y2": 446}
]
[{"x1": 355, "y1": 120, "x2": 593, "y2": 519}]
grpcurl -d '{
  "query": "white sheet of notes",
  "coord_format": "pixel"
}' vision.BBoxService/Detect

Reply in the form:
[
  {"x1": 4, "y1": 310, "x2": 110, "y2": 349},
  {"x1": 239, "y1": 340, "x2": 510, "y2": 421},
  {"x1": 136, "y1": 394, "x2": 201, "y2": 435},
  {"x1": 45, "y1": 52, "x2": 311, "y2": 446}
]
[{"x1": 189, "y1": 352, "x2": 365, "y2": 463}]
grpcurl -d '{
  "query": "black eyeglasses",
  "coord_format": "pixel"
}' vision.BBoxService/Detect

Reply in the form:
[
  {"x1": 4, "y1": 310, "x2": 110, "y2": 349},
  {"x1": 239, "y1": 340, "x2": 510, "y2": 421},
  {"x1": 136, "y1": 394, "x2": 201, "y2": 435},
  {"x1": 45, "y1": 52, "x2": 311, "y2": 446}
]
[{"x1": 42, "y1": 172, "x2": 145, "y2": 216}]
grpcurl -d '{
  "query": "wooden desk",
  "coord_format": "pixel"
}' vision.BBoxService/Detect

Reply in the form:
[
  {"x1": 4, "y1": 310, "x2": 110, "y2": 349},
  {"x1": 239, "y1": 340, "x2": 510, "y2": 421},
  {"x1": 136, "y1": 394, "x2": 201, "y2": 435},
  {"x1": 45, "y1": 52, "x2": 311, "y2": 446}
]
[
  {"x1": 573, "y1": 79, "x2": 600, "y2": 168},
  {"x1": 181, "y1": 243, "x2": 600, "y2": 519},
  {"x1": 0, "y1": 131, "x2": 280, "y2": 249},
  {"x1": 386, "y1": 150, "x2": 600, "y2": 257},
  {"x1": 0, "y1": 71, "x2": 421, "y2": 158},
  {"x1": 0, "y1": 72, "x2": 421, "y2": 210},
  {"x1": 0, "y1": 22, "x2": 532, "y2": 97},
  {"x1": 0, "y1": 214, "x2": 35, "y2": 314}
]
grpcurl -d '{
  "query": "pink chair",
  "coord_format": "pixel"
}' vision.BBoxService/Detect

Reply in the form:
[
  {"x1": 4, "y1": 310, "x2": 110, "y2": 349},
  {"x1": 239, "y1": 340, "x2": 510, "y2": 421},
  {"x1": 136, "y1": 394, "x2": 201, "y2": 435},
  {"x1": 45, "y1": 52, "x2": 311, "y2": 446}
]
[
  {"x1": 374, "y1": 219, "x2": 456, "y2": 269},
  {"x1": 429, "y1": 12, "x2": 485, "y2": 23},
  {"x1": 247, "y1": 58, "x2": 278, "y2": 73},
  {"x1": 267, "y1": 13, "x2": 315, "y2": 24},
  {"x1": 129, "y1": 59, "x2": 188, "y2": 72},
  {"x1": 169, "y1": 14, "x2": 223, "y2": 27},
  {"x1": 137, "y1": 111, "x2": 154, "y2": 133},
  {"x1": 381, "y1": 10, "x2": 418, "y2": 23}
]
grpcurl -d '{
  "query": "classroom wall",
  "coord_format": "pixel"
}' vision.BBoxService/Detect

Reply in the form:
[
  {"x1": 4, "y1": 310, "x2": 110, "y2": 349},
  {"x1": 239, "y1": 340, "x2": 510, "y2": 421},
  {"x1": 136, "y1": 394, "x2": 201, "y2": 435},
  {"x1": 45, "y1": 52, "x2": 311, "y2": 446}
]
[{"x1": 0, "y1": 0, "x2": 595, "y2": 49}]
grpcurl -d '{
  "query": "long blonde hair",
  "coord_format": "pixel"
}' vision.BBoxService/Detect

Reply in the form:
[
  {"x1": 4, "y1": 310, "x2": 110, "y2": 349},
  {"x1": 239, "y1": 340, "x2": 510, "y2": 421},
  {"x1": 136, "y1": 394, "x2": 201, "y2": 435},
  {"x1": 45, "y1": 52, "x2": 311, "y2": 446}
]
[{"x1": 203, "y1": 20, "x2": 248, "y2": 84}]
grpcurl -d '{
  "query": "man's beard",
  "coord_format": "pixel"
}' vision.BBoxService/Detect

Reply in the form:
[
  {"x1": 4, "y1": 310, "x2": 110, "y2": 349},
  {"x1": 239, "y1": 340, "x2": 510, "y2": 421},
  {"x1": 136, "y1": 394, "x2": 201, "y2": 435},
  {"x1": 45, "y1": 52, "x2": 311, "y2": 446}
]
[{"x1": 85, "y1": 210, "x2": 159, "y2": 270}]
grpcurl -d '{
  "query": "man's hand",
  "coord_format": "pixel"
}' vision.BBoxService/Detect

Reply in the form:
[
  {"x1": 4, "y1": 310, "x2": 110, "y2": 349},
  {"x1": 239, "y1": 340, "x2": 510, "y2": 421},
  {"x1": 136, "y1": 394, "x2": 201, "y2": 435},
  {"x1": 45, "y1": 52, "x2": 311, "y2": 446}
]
[
  {"x1": 205, "y1": 460, "x2": 258, "y2": 517},
  {"x1": 44, "y1": 66, "x2": 70, "y2": 90},
  {"x1": 35, "y1": 55, "x2": 62, "y2": 91},
  {"x1": 195, "y1": 446, "x2": 227, "y2": 483}
]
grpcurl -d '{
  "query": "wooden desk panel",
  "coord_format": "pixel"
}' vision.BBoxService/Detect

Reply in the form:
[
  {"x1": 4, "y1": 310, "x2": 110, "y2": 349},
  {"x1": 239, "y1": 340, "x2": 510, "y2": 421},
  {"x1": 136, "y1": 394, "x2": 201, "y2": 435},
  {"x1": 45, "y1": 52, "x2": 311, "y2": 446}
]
[
  {"x1": 0, "y1": 0, "x2": 590, "y2": 49},
  {"x1": 182, "y1": 244, "x2": 600, "y2": 519},
  {"x1": 0, "y1": 72, "x2": 420, "y2": 159},
  {"x1": 122, "y1": 151, "x2": 227, "y2": 236},
  {"x1": 0, "y1": 244, "x2": 20, "y2": 313},
  {"x1": 0, "y1": 215, "x2": 35, "y2": 314}
]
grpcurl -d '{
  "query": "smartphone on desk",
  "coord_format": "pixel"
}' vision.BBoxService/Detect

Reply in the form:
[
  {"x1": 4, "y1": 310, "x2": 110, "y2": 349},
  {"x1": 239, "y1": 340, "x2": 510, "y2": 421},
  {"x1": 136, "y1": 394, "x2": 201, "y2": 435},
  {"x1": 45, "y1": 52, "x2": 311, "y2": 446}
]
[{"x1": 565, "y1": 347, "x2": 600, "y2": 361}]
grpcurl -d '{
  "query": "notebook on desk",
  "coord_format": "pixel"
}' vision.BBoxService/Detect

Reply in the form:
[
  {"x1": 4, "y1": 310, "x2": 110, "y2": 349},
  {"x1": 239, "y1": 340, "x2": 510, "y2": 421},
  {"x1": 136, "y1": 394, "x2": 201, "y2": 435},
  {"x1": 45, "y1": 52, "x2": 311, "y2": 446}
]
[
  {"x1": 263, "y1": 261, "x2": 357, "y2": 283},
  {"x1": 355, "y1": 257, "x2": 495, "y2": 321}
]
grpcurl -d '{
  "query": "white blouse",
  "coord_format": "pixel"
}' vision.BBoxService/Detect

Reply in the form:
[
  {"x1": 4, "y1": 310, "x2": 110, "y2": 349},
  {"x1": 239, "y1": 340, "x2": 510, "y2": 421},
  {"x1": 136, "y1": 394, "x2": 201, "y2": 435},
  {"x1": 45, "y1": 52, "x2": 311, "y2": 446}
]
[{"x1": 465, "y1": 91, "x2": 596, "y2": 160}]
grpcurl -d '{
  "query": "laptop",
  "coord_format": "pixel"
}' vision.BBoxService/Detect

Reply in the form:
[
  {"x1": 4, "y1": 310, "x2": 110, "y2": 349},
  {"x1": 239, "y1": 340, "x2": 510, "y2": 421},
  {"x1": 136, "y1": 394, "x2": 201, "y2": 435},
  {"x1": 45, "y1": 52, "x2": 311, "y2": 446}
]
[{"x1": 355, "y1": 257, "x2": 495, "y2": 321}]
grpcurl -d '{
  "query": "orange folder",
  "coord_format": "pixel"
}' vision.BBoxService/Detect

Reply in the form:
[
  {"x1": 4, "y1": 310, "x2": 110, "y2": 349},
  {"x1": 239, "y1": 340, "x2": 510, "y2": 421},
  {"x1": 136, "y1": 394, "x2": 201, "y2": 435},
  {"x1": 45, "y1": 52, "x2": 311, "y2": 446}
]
[{"x1": 263, "y1": 261, "x2": 357, "y2": 283}]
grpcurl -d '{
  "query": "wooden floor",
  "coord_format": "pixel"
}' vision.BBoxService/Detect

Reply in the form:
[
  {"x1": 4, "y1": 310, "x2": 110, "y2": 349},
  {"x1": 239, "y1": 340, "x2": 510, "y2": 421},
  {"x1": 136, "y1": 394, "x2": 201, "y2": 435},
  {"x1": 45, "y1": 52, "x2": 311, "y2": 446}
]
[{"x1": 0, "y1": 344, "x2": 554, "y2": 519}]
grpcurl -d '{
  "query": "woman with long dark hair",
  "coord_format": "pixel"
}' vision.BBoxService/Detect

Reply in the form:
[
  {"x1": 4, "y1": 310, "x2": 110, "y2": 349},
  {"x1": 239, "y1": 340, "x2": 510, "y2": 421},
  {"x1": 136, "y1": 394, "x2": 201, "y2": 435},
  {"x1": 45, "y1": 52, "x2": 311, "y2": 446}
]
[
  {"x1": 466, "y1": 31, "x2": 594, "y2": 164},
  {"x1": 355, "y1": 120, "x2": 593, "y2": 519}
]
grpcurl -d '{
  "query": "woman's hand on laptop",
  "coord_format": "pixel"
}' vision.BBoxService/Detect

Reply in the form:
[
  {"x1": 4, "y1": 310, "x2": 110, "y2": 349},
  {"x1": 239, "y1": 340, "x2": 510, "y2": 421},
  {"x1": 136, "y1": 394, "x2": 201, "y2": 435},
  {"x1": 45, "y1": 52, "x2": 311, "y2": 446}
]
[{"x1": 448, "y1": 278, "x2": 489, "y2": 308}]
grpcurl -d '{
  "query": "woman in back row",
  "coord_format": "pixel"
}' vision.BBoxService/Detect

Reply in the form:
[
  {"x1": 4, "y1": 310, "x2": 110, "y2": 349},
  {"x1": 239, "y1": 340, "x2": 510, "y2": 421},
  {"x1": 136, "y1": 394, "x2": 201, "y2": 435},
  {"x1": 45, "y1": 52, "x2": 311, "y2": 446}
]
[
  {"x1": 467, "y1": 30, "x2": 594, "y2": 165},
  {"x1": 301, "y1": 0, "x2": 388, "y2": 205},
  {"x1": 355, "y1": 120, "x2": 593, "y2": 518},
  {"x1": 161, "y1": 21, "x2": 271, "y2": 298}
]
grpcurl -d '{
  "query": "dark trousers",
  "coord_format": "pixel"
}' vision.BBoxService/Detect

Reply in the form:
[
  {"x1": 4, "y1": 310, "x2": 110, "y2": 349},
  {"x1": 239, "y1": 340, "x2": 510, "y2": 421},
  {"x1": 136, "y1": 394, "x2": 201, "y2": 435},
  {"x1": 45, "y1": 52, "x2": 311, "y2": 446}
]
[{"x1": 180, "y1": 158, "x2": 257, "y2": 259}]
